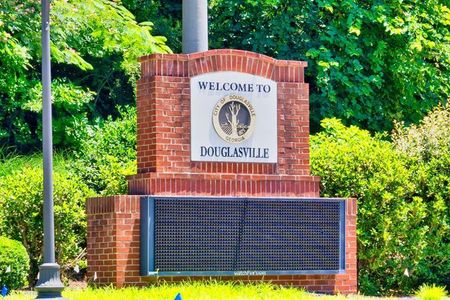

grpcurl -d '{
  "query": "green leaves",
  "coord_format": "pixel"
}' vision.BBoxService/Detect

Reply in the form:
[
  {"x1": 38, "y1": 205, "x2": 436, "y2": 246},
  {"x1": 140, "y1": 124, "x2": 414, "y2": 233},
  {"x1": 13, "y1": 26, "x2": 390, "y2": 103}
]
[
  {"x1": 0, "y1": 0, "x2": 171, "y2": 152},
  {"x1": 209, "y1": 0, "x2": 450, "y2": 132},
  {"x1": 50, "y1": 43, "x2": 93, "y2": 71},
  {"x1": 0, "y1": 237, "x2": 30, "y2": 290},
  {"x1": 0, "y1": 164, "x2": 94, "y2": 282},
  {"x1": 311, "y1": 111, "x2": 450, "y2": 295},
  {"x1": 71, "y1": 106, "x2": 137, "y2": 196},
  {"x1": 54, "y1": 0, "x2": 171, "y2": 74}
]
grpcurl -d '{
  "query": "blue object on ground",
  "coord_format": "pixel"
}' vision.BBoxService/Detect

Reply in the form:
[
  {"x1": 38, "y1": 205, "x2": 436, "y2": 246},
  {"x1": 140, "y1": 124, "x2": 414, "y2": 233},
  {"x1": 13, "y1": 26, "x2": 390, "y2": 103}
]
[
  {"x1": 174, "y1": 292, "x2": 183, "y2": 300},
  {"x1": 1, "y1": 285, "x2": 8, "y2": 297}
]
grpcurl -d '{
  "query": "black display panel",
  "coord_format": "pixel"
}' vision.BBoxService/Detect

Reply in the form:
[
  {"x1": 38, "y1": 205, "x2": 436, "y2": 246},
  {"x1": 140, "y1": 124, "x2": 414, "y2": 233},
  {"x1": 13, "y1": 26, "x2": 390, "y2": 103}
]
[{"x1": 141, "y1": 197, "x2": 345, "y2": 276}]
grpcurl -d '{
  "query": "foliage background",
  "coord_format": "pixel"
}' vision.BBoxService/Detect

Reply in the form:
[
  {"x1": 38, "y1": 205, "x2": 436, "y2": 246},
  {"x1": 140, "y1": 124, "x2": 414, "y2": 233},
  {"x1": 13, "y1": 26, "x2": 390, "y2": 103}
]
[
  {"x1": 0, "y1": 0, "x2": 170, "y2": 152},
  {"x1": 132, "y1": 0, "x2": 450, "y2": 132},
  {"x1": 209, "y1": 0, "x2": 450, "y2": 132},
  {"x1": 70, "y1": 106, "x2": 137, "y2": 196},
  {"x1": 2, "y1": 0, "x2": 449, "y2": 151},
  {"x1": 311, "y1": 108, "x2": 450, "y2": 295}
]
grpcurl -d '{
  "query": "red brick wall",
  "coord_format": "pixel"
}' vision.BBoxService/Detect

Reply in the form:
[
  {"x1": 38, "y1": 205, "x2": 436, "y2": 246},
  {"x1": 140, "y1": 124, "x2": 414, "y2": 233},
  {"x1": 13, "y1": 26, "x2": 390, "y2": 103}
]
[
  {"x1": 134, "y1": 50, "x2": 310, "y2": 176},
  {"x1": 86, "y1": 196, "x2": 357, "y2": 293},
  {"x1": 86, "y1": 49, "x2": 357, "y2": 294},
  {"x1": 129, "y1": 49, "x2": 319, "y2": 197}
]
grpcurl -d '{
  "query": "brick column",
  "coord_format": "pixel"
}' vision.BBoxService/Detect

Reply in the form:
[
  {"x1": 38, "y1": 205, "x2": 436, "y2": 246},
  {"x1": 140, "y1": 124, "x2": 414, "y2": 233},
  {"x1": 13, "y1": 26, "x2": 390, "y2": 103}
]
[
  {"x1": 87, "y1": 196, "x2": 143, "y2": 287},
  {"x1": 134, "y1": 50, "x2": 312, "y2": 177},
  {"x1": 128, "y1": 49, "x2": 320, "y2": 197}
]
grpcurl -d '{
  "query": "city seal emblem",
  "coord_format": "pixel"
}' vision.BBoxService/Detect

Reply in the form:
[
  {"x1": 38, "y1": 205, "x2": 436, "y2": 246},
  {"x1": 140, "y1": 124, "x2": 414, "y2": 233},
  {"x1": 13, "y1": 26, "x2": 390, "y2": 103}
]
[{"x1": 212, "y1": 94, "x2": 256, "y2": 143}]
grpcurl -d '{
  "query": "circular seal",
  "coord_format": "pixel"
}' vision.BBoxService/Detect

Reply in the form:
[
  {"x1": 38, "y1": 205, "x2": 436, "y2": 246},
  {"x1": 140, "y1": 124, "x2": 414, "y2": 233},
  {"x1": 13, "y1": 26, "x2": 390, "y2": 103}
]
[{"x1": 212, "y1": 94, "x2": 256, "y2": 143}]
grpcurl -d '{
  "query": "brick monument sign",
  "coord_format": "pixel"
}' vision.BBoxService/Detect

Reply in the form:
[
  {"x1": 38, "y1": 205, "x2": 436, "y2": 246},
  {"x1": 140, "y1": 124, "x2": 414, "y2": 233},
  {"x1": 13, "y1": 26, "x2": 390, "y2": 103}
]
[{"x1": 86, "y1": 49, "x2": 357, "y2": 294}]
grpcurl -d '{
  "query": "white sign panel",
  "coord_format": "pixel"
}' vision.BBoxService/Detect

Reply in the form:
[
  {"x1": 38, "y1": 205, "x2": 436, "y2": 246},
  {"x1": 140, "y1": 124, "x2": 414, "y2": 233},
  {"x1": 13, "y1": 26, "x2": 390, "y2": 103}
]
[{"x1": 191, "y1": 71, "x2": 277, "y2": 163}]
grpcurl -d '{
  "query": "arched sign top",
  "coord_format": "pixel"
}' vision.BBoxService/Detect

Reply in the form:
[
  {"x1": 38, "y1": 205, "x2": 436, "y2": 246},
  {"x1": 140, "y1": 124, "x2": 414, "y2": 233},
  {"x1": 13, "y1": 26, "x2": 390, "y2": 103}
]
[{"x1": 139, "y1": 49, "x2": 307, "y2": 82}]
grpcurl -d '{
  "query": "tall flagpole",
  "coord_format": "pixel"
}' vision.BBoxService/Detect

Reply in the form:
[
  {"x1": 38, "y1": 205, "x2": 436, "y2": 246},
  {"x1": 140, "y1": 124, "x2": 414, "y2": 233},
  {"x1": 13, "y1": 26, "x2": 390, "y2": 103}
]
[
  {"x1": 35, "y1": 0, "x2": 65, "y2": 298},
  {"x1": 182, "y1": 0, "x2": 208, "y2": 53}
]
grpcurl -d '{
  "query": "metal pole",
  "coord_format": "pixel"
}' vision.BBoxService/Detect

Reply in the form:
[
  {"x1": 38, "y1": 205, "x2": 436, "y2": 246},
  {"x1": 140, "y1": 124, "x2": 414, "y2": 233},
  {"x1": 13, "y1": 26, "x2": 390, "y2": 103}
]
[
  {"x1": 35, "y1": 0, "x2": 65, "y2": 298},
  {"x1": 182, "y1": 0, "x2": 208, "y2": 53}
]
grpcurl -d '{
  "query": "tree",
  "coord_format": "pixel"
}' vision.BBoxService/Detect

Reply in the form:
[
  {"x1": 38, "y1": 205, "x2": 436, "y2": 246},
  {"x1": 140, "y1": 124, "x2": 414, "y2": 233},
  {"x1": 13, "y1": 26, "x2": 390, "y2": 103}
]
[
  {"x1": 224, "y1": 102, "x2": 241, "y2": 137},
  {"x1": 121, "y1": 0, "x2": 182, "y2": 52},
  {"x1": 208, "y1": 0, "x2": 450, "y2": 132},
  {"x1": 0, "y1": 0, "x2": 170, "y2": 152}
]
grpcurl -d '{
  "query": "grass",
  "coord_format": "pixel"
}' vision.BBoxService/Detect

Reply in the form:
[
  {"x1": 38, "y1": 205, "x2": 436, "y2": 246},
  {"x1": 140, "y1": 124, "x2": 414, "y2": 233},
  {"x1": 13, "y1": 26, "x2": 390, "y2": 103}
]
[{"x1": 5, "y1": 281, "x2": 373, "y2": 300}]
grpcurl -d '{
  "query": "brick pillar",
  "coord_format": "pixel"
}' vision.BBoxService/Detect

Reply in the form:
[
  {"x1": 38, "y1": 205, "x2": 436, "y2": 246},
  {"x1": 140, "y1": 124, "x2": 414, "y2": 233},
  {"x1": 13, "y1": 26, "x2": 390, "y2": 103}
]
[
  {"x1": 335, "y1": 198, "x2": 358, "y2": 293},
  {"x1": 87, "y1": 195, "x2": 144, "y2": 287},
  {"x1": 128, "y1": 49, "x2": 320, "y2": 197}
]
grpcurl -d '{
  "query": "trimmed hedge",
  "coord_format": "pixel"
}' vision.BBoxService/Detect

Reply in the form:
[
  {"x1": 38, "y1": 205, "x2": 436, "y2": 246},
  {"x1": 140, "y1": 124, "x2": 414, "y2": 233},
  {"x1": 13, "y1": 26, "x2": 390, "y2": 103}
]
[{"x1": 0, "y1": 236, "x2": 29, "y2": 290}]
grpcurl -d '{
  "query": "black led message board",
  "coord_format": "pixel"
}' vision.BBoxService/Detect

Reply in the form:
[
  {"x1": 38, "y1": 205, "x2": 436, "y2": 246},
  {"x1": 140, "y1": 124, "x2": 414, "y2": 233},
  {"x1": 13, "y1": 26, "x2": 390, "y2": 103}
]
[{"x1": 140, "y1": 197, "x2": 346, "y2": 276}]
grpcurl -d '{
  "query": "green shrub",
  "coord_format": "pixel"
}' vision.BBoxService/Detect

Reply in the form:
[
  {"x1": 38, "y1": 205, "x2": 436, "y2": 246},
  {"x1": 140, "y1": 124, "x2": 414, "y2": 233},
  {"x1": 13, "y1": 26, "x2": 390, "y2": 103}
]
[
  {"x1": 393, "y1": 105, "x2": 450, "y2": 289},
  {"x1": 393, "y1": 105, "x2": 450, "y2": 162},
  {"x1": 0, "y1": 236, "x2": 29, "y2": 290},
  {"x1": 0, "y1": 167, "x2": 94, "y2": 283},
  {"x1": 71, "y1": 106, "x2": 137, "y2": 195},
  {"x1": 310, "y1": 118, "x2": 448, "y2": 295}
]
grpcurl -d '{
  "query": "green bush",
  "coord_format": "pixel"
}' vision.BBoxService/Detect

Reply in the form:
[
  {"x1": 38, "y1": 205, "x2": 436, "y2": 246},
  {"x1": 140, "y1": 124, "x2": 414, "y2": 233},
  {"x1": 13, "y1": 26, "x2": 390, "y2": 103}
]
[
  {"x1": 71, "y1": 106, "x2": 137, "y2": 195},
  {"x1": 311, "y1": 118, "x2": 449, "y2": 295},
  {"x1": 393, "y1": 105, "x2": 450, "y2": 162},
  {"x1": 393, "y1": 105, "x2": 450, "y2": 289},
  {"x1": 0, "y1": 166, "x2": 94, "y2": 283},
  {"x1": 0, "y1": 236, "x2": 29, "y2": 290}
]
